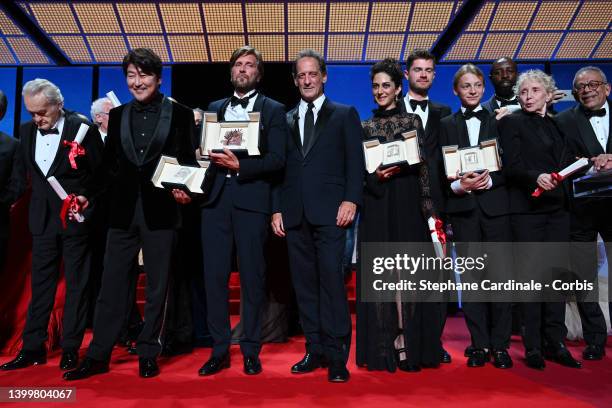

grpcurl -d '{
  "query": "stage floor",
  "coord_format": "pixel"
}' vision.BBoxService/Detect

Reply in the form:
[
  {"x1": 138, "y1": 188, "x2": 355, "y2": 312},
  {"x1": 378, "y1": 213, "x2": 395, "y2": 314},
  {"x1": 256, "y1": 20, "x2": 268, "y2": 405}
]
[{"x1": 0, "y1": 316, "x2": 610, "y2": 407}]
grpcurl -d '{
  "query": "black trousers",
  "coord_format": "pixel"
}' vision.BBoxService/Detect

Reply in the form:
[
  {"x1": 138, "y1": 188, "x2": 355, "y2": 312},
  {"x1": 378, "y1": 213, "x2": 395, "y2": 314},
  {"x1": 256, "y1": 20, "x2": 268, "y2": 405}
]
[
  {"x1": 201, "y1": 179, "x2": 268, "y2": 358},
  {"x1": 87, "y1": 198, "x2": 175, "y2": 361},
  {"x1": 570, "y1": 199, "x2": 611, "y2": 347},
  {"x1": 22, "y1": 231, "x2": 91, "y2": 352},
  {"x1": 511, "y1": 210, "x2": 569, "y2": 352},
  {"x1": 286, "y1": 219, "x2": 351, "y2": 363},
  {"x1": 450, "y1": 206, "x2": 513, "y2": 350}
]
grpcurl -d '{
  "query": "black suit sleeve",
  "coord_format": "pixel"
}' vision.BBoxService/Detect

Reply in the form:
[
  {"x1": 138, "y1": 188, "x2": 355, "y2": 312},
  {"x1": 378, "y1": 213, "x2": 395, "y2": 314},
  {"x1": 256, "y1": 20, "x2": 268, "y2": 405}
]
[
  {"x1": 0, "y1": 138, "x2": 25, "y2": 206},
  {"x1": 78, "y1": 124, "x2": 104, "y2": 197},
  {"x1": 343, "y1": 107, "x2": 365, "y2": 206},
  {"x1": 237, "y1": 102, "x2": 287, "y2": 181},
  {"x1": 498, "y1": 116, "x2": 540, "y2": 190}
]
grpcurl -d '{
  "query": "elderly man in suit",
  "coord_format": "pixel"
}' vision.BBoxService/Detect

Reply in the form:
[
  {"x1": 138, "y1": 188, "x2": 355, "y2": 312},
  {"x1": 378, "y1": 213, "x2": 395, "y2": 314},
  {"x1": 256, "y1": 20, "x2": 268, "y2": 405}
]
[
  {"x1": 555, "y1": 66, "x2": 611, "y2": 361},
  {"x1": 63, "y1": 48, "x2": 196, "y2": 380},
  {"x1": 271, "y1": 49, "x2": 364, "y2": 382},
  {"x1": 0, "y1": 90, "x2": 25, "y2": 273},
  {"x1": 0, "y1": 79, "x2": 103, "y2": 372},
  {"x1": 197, "y1": 46, "x2": 287, "y2": 377}
]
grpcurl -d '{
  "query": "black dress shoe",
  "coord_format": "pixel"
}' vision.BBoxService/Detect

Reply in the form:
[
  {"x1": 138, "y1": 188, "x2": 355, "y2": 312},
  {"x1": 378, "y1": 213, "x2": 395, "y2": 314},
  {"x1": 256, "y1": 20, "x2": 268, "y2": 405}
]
[
  {"x1": 198, "y1": 354, "x2": 230, "y2": 376},
  {"x1": 440, "y1": 348, "x2": 452, "y2": 364},
  {"x1": 467, "y1": 349, "x2": 489, "y2": 367},
  {"x1": 545, "y1": 342, "x2": 582, "y2": 368},
  {"x1": 63, "y1": 357, "x2": 109, "y2": 381},
  {"x1": 139, "y1": 357, "x2": 159, "y2": 378},
  {"x1": 0, "y1": 350, "x2": 46, "y2": 370},
  {"x1": 583, "y1": 344, "x2": 605, "y2": 361},
  {"x1": 464, "y1": 345, "x2": 476, "y2": 357},
  {"x1": 243, "y1": 356, "x2": 262, "y2": 375},
  {"x1": 525, "y1": 350, "x2": 545, "y2": 370},
  {"x1": 291, "y1": 353, "x2": 325, "y2": 374},
  {"x1": 59, "y1": 351, "x2": 79, "y2": 370},
  {"x1": 492, "y1": 349, "x2": 513, "y2": 369},
  {"x1": 327, "y1": 361, "x2": 349, "y2": 383}
]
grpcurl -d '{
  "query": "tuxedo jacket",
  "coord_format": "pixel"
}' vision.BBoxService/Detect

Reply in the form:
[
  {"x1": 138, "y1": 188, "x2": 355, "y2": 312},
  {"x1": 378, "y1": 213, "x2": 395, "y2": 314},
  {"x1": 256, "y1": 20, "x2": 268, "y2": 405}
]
[
  {"x1": 498, "y1": 110, "x2": 571, "y2": 214},
  {"x1": 482, "y1": 95, "x2": 500, "y2": 113},
  {"x1": 0, "y1": 131, "x2": 25, "y2": 237},
  {"x1": 97, "y1": 97, "x2": 197, "y2": 230},
  {"x1": 555, "y1": 101, "x2": 611, "y2": 213},
  {"x1": 201, "y1": 94, "x2": 287, "y2": 214},
  {"x1": 438, "y1": 110, "x2": 509, "y2": 217},
  {"x1": 18, "y1": 110, "x2": 103, "y2": 235},
  {"x1": 273, "y1": 98, "x2": 364, "y2": 228}
]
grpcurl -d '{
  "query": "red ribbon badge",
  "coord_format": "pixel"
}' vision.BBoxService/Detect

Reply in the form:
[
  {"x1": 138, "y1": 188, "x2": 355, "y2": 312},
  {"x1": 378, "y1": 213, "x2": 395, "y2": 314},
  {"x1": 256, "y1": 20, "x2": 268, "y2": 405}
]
[
  {"x1": 59, "y1": 194, "x2": 82, "y2": 229},
  {"x1": 430, "y1": 217, "x2": 447, "y2": 245},
  {"x1": 531, "y1": 172, "x2": 562, "y2": 198},
  {"x1": 63, "y1": 140, "x2": 86, "y2": 169}
]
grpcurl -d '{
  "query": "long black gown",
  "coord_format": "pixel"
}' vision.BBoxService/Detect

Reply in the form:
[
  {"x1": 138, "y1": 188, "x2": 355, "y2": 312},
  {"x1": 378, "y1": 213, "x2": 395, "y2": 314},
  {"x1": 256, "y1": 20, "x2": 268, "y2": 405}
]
[{"x1": 356, "y1": 107, "x2": 443, "y2": 371}]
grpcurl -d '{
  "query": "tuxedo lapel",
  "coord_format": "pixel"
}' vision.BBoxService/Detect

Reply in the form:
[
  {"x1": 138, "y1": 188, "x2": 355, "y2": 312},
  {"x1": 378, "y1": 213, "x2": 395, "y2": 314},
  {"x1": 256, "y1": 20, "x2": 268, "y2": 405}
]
[
  {"x1": 141, "y1": 97, "x2": 173, "y2": 166},
  {"x1": 119, "y1": 102, "x2": 140, "y2": 166},
  {"x1": 574, "y1": 105, "x2": 604, "y2": 156},
  {"x1": 304, "y1": 98, "x2": 333, "y2": 158},
  {"x1": 454, "y1": 112, "x2": 470, "y2": 148},
  {"x1": 288, "y1": 108, "x2": 303, "y2": 155},
  {"x1": 478, "y1": 113, "x2": 491, "y2": 143},
  {"x1": 46, "y1": 113, "x2": 72, "y2": 176}
]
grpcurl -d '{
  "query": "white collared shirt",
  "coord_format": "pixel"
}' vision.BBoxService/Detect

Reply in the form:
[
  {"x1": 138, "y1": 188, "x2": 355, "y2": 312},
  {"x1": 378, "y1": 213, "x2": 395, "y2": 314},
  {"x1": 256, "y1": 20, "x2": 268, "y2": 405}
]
[
  {"x1": 589, "y1": 101, "x2": 609, "y2": 152},
  {"x1": 298, "y1": 94, "x2": 326, "y2": 144},
  {"x1": 495, "y1": 97, "x2": 521, "y2": 113},
  {"x1": 451, "y1": 105, "x2": 492, "y2": 194},
  {"x1": 403, "y1": 94, "x2": 429, "y2": 129},
  {"x1": 461, "y1": 105, "x2": 484, "y2": 147},
  {"x1": 35, "y1": 114, "x2": 65, "y2": 176},
  {"x1": 99, "y1": 129, "x2": 107, "y2": 144},
  {"x1": 224, "y1": 89, "x2": 258, "y2": 121}
]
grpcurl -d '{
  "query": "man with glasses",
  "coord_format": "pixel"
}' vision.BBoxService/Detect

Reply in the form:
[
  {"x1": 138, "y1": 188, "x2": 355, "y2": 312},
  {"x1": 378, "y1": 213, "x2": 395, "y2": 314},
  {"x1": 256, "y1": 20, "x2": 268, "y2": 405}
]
[{"x1": 555, "y1": 66, "x2": 611, "y2": 361}]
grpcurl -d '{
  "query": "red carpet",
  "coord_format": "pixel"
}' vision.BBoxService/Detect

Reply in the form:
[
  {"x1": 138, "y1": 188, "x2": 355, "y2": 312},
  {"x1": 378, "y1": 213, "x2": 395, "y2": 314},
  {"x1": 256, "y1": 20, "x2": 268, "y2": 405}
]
[{"x1": 0, "y1": 316, "x2": 610, "y2": 408}]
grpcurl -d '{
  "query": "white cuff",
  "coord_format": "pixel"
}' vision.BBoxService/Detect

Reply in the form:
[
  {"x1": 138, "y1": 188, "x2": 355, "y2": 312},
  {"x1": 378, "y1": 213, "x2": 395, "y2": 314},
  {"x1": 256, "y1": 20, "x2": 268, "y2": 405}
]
[{"x1": 451, "y1": 179, "x2": 469, "y2": 195}]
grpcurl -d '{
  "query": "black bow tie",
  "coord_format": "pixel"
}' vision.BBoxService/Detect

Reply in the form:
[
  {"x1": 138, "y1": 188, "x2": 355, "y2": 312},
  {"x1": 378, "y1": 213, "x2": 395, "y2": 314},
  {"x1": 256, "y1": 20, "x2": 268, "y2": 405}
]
[
  {"x1": 498, "y1": 98, "x2": 518, "y2": 107},
  {"x1": 409, "y1": 99, "x2": 428, "y2": 111},
  {"x1": 230, "y1": 92, "x2": 258, "y2": 109},
  {"x1": 39, "y1": 127, "x2": 59, "y2": 135},
  {"x1": 463, "y1": 109, "x2": 487, "y2": 121},
  {"x1": 584, "y1": 108, "x2": 606, "y2": 118}
]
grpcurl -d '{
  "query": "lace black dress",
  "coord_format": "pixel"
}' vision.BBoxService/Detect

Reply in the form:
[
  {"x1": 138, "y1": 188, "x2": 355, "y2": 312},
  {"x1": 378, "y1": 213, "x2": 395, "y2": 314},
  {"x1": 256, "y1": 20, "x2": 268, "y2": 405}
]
[{"x1": 356, "y1": 107, "x2": 443, "y2": 371}]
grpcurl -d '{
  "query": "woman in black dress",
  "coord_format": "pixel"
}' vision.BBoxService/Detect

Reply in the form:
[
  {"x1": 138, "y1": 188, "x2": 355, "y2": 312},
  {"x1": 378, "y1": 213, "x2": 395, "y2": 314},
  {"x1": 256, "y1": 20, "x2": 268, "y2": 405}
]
[
  {"x1": 499, "y1": 69, "x2": 581, "y2": 370},
  {"x1": 356, "y1": 59, "x2": 442, "y2": 372}
]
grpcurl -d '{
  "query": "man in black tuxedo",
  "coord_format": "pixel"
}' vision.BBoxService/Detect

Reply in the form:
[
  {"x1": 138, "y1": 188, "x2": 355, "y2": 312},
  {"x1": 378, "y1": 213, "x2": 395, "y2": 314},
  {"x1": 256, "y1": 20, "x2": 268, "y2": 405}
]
[
  {"x1": 439, "y1": 64, "x2": 513, "y2": 369},
  {"x1": 0, "y1": 79, "x2": 103, "y2": 372},
  {"x1": 64, "y1": 48, "x2": 196, "y2": 380},
  {"x1": 197, "y1": 46, "x2": 287, "y2": 376},
  {"x1": 482, "y1": 57, "x2": 520, "y2": 114},
  {"x1": 0, "y1": 90, "x2": 25, "y2": 273},
  {"x1": 271, "y1": 49, "x2": 364, "y2": 382},
  {"x1": 400, "y1": 48, "x2": 452, "y2": 363},
  {"x1": 555, "y1": 66, "x2": 610, "y2": 361}
]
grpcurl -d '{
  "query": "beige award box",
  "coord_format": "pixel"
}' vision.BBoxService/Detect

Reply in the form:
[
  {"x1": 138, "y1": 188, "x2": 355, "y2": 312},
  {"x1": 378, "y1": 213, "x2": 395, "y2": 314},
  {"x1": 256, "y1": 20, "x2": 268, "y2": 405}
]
[
  {"x1": 151, "y1": 155, "x2": 210, "y2": 194},
  {"x1": 200, "y1": 112, "x2": 261, "y2": 157},
  {"x1": 363, "y1": 130, "x2": 422, "y2": 174},
  {"x1": 442, "y1": 139, "x2": 502, "y2": 177}
]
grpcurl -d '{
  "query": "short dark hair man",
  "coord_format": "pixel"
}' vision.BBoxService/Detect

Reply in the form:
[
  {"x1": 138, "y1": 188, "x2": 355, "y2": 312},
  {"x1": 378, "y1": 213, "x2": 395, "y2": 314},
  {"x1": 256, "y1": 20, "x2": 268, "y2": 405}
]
[
  {"x1": 0, "y1": 79, "x2": 103, "y2": 372},
  {"x1": 63, "y1": 48, "x2": 197, "y2": 380},
  {"x1": 272, "y1": 49, "x2": 364, "y2": 382},
  {"x1": 555, "y1": 66, "x2": 611, "y2": 361},
  {"x1": 482, "y1": 57, "x2": 520, "y2": 113},
  {"x1": 197, "y1": 46, "x2": 287, "y2": 376},
  {"x1": 401, "y1": 48, "x2": 452, "y2": 363}
]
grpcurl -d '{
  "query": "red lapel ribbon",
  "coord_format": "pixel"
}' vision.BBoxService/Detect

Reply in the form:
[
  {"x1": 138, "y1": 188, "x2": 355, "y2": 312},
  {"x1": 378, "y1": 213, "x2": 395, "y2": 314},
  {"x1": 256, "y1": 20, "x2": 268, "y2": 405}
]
[
  {"x1": 531, "y1": 172, "x2": 562, "y2": 198},
  {"x1": 59, "y1": 194, "x2": 82, "y2": 229},
  {"x1": 63, "y1": 140, "x2": 86, "y2": 169},
  {"x1": 430, "y1": 217, "x2": 447, "y2": 245}
]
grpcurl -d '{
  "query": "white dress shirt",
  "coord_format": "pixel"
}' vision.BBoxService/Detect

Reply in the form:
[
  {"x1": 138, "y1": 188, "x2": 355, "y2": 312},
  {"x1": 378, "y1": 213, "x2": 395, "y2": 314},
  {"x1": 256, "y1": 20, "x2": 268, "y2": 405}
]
[
  {"x1": 298, "y1": 94, "x2": 326, "y2": 144},
  {"x1": 224, "y1": 89, "x2": 258, "y2": 121},
  {"x1": 451, "y1": 105, "x2": 492, "y2": 194},
  {"x1": 403, "y1": 94, "x2": 429, "y2": 129},
  {"x1": 589, "y1": 101, "x2": 609, "y2": 152},
  {"x1": 35, "y1": 114, "x2": 65, "y2": 176},
  {"x1": 99, "y1": 130, "x2": 107, "y2": 144}
]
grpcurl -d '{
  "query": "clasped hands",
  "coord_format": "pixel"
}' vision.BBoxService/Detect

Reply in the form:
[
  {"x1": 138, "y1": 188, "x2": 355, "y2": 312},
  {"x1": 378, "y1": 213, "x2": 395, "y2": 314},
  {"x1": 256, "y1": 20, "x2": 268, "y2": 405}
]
[{"x1": 448, "y1": 169, "x2": 491, "y2": 192}]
